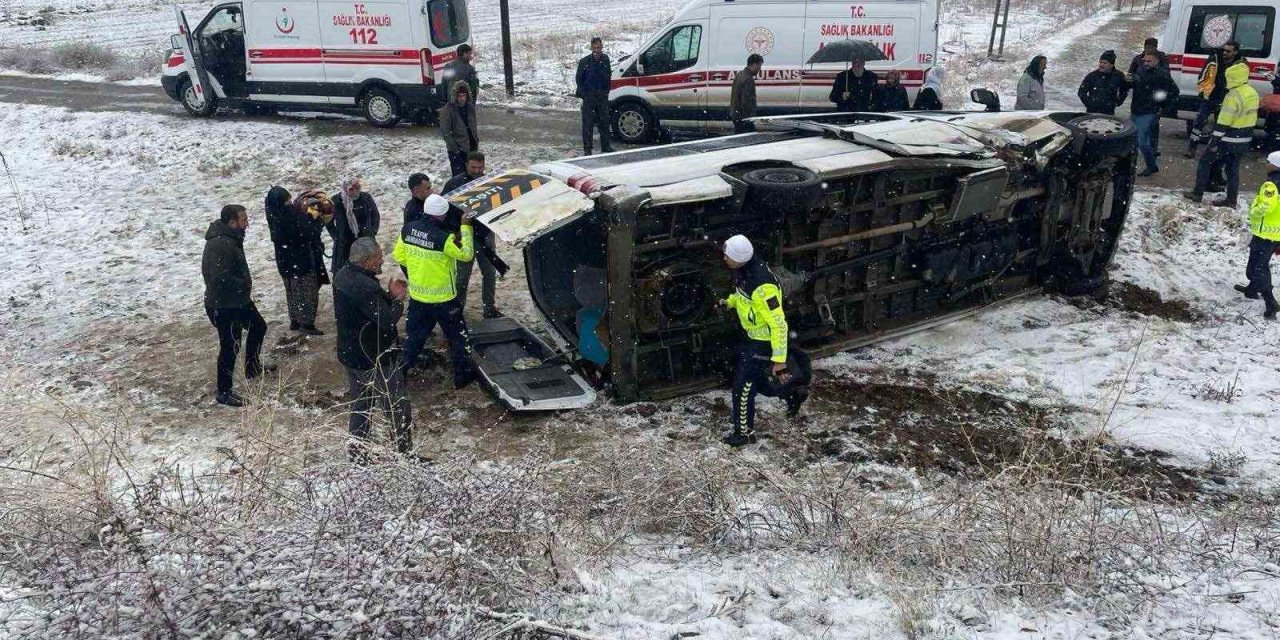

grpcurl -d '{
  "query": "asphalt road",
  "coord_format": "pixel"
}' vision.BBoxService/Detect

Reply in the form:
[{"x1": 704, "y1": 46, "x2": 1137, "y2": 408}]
[{"x1": 0, "y1": 74, "x2": 580, "y2": 144}]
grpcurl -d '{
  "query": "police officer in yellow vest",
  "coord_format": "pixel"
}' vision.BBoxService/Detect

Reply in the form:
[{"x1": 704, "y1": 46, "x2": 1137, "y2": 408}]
[
  {"x1": 393, "y1": 193, "x2": 481, "y2": 388},
  {"x1": 1186, "y1": 61, "x2": 1259, "y2": 208},
  {"x1": 1238, "y1": 151, "x2": 1280, "y2": 319},
  {"x1": 719, "y1": 235, "x2": 809, "y2": 446}
]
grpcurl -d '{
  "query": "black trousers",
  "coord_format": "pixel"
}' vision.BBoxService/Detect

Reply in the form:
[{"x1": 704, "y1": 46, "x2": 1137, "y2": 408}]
[
  {"x1": 346, "y1": 361, "x2": 412, "y2": 460},
  {"x1": 402, "y1": 299, "x2": 476, "y2": 383},
  {"x1": 730, "y1": 342, "x2": 811, "y2": 436},
  {"x1": 1246, "y1": 236, "x2": 1279, "y2": 310},
  {"x1": 1195, "y1": 144, "x2": 1241, "y2": 205},
  {"x1": 206, "y1": 304, "x2": 266, "y2": 394},
  {"x1": 581, "y1": 94, "x2": 612, "y2": 154}
]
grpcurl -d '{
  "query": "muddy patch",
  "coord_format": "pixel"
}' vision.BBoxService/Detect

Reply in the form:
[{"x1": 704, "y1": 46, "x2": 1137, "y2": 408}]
[
  {"x1": 801, "y1": 376, "x2": 1227, "y2": 501},
  {"x1": 1066, "y1": 281, "x2": 1204, "y2": 323}
]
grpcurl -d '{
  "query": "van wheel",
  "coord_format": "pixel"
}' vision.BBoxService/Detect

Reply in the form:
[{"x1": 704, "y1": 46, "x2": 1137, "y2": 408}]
[
  {"x1": 1065, "y1": 114, "x2": 1135, "y2": 159},
  {"x1": 179, "y1": 77, "x2": 217, "y2": 117},
  {"x1": 361, "y1": 88, "x2": 401, "y2": 128},
  {"x1": 612, "y1": 102, "x2": 655, "y2": 144},
  {"x1": 741, "y1": 167, "x2": 823, "y2": 219}
]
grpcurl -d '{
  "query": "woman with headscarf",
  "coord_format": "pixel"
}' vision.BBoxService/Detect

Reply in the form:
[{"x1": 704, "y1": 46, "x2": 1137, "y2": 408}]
[
  {"x1": 1015, "y1": 55, "x2": 1047, "y2": 110},
  {"x1": 265, "y1": 186, "x2": 331, "y2": 335},
  {"x1": 327, "y1": 177, "x2": 381, "y2": 273},
  {"x1": 913, "y1": 67, "x2": 945, "y2": 111}
]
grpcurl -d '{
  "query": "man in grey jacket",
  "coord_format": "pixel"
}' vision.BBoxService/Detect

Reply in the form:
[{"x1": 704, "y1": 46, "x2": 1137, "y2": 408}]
[
  {"x1": 731, "y1": 54, "x2": 763, "y2": 133},
  {"x1": 439, "y1": 81, "x2": 478, "y2": 178}
]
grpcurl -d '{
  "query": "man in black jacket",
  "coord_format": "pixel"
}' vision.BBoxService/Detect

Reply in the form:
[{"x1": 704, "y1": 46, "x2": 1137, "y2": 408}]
[
  {"x1": 403, "y1": 173, "x2": 432, "y2": 228},
  {"x1": 873, "y1": 70, "x2": 910, "y2": 112},
  {"x1": 830, "y1": 57, "x2": 878, "y2": 112},
  {"x1": 1129, "y1": 52, "x2": 1180, "y2": 176},
  {"x1": 440, "y1": 43, "x2": 479, "y2": 103},
  {"x1": 202, "y1": 204, "x2": 267, "y2": 407},
  {"x1": 333, "y1": 237, "x2": 414, "y2": 461},
  {"x1": 443, "y1": 151, "x2": 502, "y2": 318},
  {"x1": 730, "y1": 54, "x2": 762, "y2": 133},
  {"x1": 1078, "y1": 50, "x2": 1129, "y2": 115},
  {"x1": 328, "y1": 177, "x2": 380, "y2": 273},
  {"x1": 575, "y1": 37, "x2": 614, "y2": 155}
]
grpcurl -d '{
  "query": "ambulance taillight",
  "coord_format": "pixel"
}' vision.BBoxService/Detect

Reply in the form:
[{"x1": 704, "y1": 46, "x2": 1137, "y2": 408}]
[{"x1": 420, "y1": 49, "x2": 435, "y2": 85}]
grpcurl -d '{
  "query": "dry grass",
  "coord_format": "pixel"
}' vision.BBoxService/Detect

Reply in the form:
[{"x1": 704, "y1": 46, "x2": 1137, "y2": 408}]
[{"x1": 0, "y1": 43, "x2": 165, "y2": 80}]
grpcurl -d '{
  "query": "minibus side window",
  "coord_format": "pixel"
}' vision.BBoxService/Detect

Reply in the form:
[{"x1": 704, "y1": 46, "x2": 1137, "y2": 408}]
[
  {"x1": 1185, "y1": 7, "x2": 1274, "y2": 58},
  {"x1": 428, "y1": 0, "x2": 470, "y2": 49},
  {"x1": 638, "y1": 25, "x2": 702, "y2": 75}
]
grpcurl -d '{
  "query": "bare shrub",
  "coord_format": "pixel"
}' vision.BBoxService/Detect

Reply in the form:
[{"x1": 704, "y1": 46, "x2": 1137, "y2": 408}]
[
  {"x1": 1193, "y1": 373, "x2": 1242, "y2": 404},
  {"x1": 105, "y1": 48, "x2": 167, "y2": 81},
  {"x1": 52, "y1": 41, "x2": 119, "y2": 71},
  {"x1": 0, "y1": 46, "x2": 57, "y2": 75}
]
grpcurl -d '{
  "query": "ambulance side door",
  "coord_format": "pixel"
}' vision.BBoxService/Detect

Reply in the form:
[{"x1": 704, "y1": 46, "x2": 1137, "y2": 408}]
[
  {"x1": 318, "y1": 0, "x2": 419, "y2": 108},
  {"x1": 244, "y1": 0, "x2": 330, "y2": 104},
  {"x1": 800, "y1": 1, "x2": 919, "y2": 111},
  {"x1": 625, "y1": 20, "x2": 709, "y2": 123},
  {"x1": 706, "y1": 3, "x2": 804, "y2": 117}
]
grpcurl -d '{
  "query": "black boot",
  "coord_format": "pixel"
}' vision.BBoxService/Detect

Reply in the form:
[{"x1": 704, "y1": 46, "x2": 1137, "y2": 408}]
[
  {"x1": 299, "y1": 325, "x2": 325, "y2": 336},
  {"x1": 483, "y1": 307, "x2": 504, "y2": 319},
  {"x1": 722, "y1": 431, "x2": 757, "y2": 447},
  {"x1": 216, "y1": 391, "x2": 246, "y2": 407},
  {"x1": 785, "y1": 387, "x2": 809, "y2": 418},
  {"x1": 453, "y1": 368, "x2": 479, "y2": 390},
  {"x1": 1182, "y1": 190, "x2": 1203, "y2": 203},
  {"x1": 289, "y1": 321, "x2": 300, "y2": 331},
  {"x1": 1235, "y1": 284, "x2": 1260, "y2": 299}
]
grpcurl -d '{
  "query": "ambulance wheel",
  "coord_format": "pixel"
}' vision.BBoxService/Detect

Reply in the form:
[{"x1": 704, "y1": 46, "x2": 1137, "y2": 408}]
[
  {"x1": 361, "y1": 88, "x2": 401, "y2": 128},
  {"x1": 179, "y1": 77, "x2": 216, "y2": 117},
  {"x1": 1064, "y1": 114, "x2": 1135, "y2": 158},
  {"x1": 612, "y1": 102, "x2": 655, "y2": 144}
]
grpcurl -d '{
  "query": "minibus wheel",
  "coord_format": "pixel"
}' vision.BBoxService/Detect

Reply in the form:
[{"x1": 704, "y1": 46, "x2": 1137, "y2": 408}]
[
  {"x1": 179, "y1": 77, "x2": 217, "y2": 117},
  {"x1": 361, "y1": 88, "x2": 401, "y2": 128},
  {"x1": 612, "y1": 101, "x2": 655, "y2": 144}
]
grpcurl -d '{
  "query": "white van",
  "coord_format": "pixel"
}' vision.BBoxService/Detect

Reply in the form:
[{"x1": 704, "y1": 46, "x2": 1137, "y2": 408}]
[
  {"x1": 161, "y1": 0, "x2": 471, "y2": 126},
  {"x1": 1162, "y1": 0, "x2": 1277, "y2": 124},
  {"x1": 608, "y1": 0, "x2": 940, "y2": 143}
]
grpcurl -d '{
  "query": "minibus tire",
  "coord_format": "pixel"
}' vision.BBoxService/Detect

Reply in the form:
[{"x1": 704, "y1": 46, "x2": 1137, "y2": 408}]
[
  {"x1": 741, "y1": 166, "x2": 822, "y2": 218},
  {"x1": 1064, "y1": 114, "x2": 1134, "y2": 159},
  {"x1": 612, "y1": 102, "x2": 655, "y2": 144},
  {"x1": 361, "y1": 88, "x2": 401, "y2": 128},
  {"x1": 179, "y1": 77, "x2": 217, "y2": 117}
]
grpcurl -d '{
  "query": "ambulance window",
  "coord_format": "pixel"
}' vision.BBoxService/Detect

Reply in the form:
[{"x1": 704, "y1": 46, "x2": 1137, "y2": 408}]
[
  {"x1": 428, "y1": 0, "x2": 469, "y2": 49},
  {"x1": 639, "y1": 25, "x2": 702, "y2": 75},
  {"x1": 1185, "y1": 7, "x2": 1273, "y2": 58}
]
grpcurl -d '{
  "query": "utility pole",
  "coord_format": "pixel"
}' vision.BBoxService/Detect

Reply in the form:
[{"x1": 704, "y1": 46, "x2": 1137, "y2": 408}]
[
  {"x1": 987, "y1": 0, "x2": 1010, "y2": 59},
  {"x1": 499, "y1": 0, "x2": 515, "y2": 97}
]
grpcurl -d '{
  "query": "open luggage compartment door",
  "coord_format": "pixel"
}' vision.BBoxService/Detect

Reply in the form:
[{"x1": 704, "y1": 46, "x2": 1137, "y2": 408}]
[
  {"x1": 469, "y1": 316, "x2": 597, "y2": 411},
  {"x1": 445, "y1": 170, "x2": 595, "y2": 246}
]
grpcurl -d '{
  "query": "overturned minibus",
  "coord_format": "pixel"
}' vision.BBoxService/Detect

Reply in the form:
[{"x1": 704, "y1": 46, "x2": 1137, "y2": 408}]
[{"x1": 446, "y1": 110, "x2": 1137, "y2": 409}]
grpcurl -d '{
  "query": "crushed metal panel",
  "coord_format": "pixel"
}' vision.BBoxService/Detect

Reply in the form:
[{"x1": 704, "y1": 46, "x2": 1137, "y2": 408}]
[
  {"x1": 445, "y1": 170, "x2": 594, "y2": 246},
  {"x1": 846, "y1": 119, "x2": 992, "y2": 156},
  {"x1": 796, "y1": 148, "x2": 896, "y2": 178},
  {"x1": 646, "y1": 175, "x2": 735, "y2": 206}
]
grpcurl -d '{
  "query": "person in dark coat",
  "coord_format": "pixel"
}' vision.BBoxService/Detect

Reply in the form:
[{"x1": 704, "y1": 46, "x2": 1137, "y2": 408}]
[
  {"x1": 1127, "y1": 37, "x2": 1169, "y2": 74},
  {"x1": 328, "y1": 177, "x2": 380, "y2": 274},
  {"x1": 873, "y1": 70, "x2": 910, "y2": 111},
  {"x1": 333, "y1": 237, "x2": 415, "y2": 461},
  {"x1": 266, "y1": 186, "x2": 329, "y2": 335},
  {"x1": 440, "y1": 43, "x2": 478, "y2": 104},
  {"x1": 575, "y1": 37, "x2": 613, "y2": 155},
  {"x1": 443, "y1": 151, "x2": 503, "y2": 319},
  {"x1": 830, "y1": 57, "x2": 878, "y2": 112},
  {"x1": 439, "y1": 81, "x2": 479, "y2": 177},
  {"x1": 403, "y1": 173, "x2": 431, "y2": 228},
  {"x1": 1129, "y1": 52, "x2": 1180, "y2": 176},
  {"x1": 202, "y1": 204, "x2": 267, "y2": 408},
  {"x1": 730, "y1": 54, "x2": 762, "y2": 133},
  {"x1": 1077, "y1": 50, "x2": 1129, "y2": 115},
  {"x1": 912, "y1": 67, "x2": 944, "y2": 110}
]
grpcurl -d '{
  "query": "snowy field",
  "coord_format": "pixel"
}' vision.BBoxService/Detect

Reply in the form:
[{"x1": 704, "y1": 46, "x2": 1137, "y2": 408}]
[{"x1": 5, "y1": 1, "x2": 1280, "y2": 637}]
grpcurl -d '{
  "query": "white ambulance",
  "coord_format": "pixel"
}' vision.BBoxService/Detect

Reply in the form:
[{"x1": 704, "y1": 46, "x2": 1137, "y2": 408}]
[
  {"x1": 161, "y1": 0, "x2": 471, "y2": 126},
  {"x1": 1161, "y1": 0, "x2": 1277, "y2": 124},
  {"x1": 608, "y1": 0, "x2": 940, "y2": 143}
]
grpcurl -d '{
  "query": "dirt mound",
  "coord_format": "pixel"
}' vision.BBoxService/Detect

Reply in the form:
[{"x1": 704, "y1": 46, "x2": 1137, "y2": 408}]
[
  {"x1": 801, "y1": 377, "x2": 1226, "y2": 501},
  {"x1": 1067, "y1": 281, "x2": 1204, "y2": 322}
]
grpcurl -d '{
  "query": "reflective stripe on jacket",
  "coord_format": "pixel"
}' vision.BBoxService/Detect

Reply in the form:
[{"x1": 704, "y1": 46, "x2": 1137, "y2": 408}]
[
  {"x1": 1213, "y1": 63, "x2": 1260, "y2": 152},
  {"x1": 726, "y1": 259, "x2": 788, "y2": 363},
  {"x1": 393, "y1": 218, "x2": 474, "y2": 303},
  {"x1": 1249, "y1": 179, "x2": 1280, "y2": 241}
]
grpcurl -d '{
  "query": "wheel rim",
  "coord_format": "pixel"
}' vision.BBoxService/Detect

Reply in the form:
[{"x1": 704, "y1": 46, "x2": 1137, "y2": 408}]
[
  {"x1": 617, "y1": 109, "x2": 647, "y2": 139},
  {"x1": 758, "y1": 170, "x2": 805, "y2": 184},
  {"x1": 367, "y1": 95, "x2": 393, "y2": 122},
  {"x1": 1076, "y1": 117, "x2": 1125, "y2": 136},
  {"x1": 183, "y1": 84, "x2": 205, "y2": 110}
]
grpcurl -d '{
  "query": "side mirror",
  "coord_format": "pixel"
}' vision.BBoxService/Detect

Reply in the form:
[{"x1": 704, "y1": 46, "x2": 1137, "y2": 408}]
[
  {"x1": 970, "y1": 88, "x2": 1001, "y2": 112},
  {"x1": 171, "y1": 34, "x2": 183, "y2": 51}
]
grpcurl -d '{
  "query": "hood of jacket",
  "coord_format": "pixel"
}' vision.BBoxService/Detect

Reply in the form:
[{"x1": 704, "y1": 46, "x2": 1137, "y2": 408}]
[
  {"x1": 1226, "y1": 62, "x2": 1250, "y2": 89},
  {"x1": 206, "y1": 220, "x2": 244, "y2": 244},
  {"x1": 265, "y1": 186, "x2": 291, "y2": 217}
]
